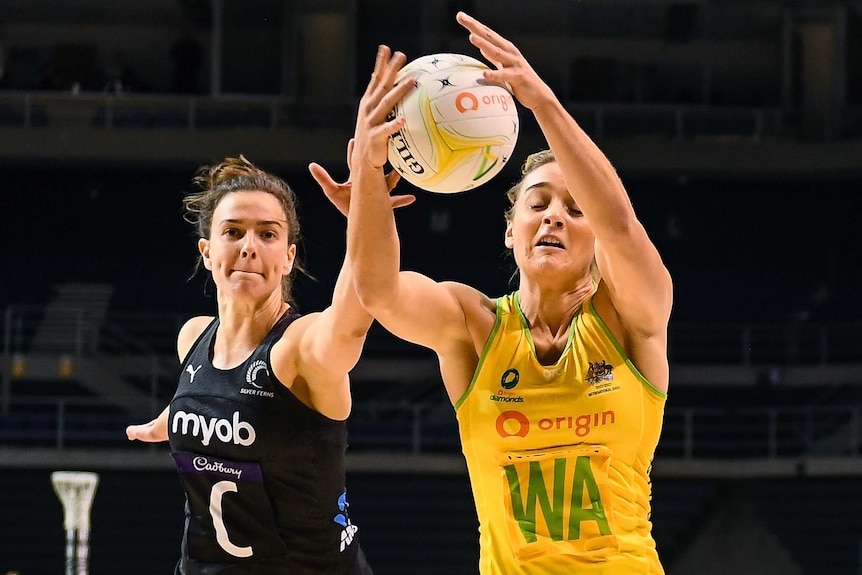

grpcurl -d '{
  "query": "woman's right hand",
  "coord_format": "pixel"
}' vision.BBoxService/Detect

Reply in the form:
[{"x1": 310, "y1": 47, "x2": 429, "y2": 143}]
[
  {"x1": 353, "y1": 45, "x2": 416, "y2": 171},
  {"x1": 456, "y1": 11, "x2": 555, "y2": 112}
]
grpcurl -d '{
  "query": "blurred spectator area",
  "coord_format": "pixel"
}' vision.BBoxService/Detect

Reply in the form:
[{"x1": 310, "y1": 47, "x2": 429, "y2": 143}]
[
  {"x1": 1, "y1": 4, "x2": 861, "y2": 574},
  {"x1": 0, "y1": 0, "x2": 860, "y2": 465},
  {"x1": 0, "y1": 0, "x2": 860, "y2": 172}
]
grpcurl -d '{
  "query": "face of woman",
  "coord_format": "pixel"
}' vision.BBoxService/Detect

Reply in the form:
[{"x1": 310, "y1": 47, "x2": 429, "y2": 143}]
[
  {"x1": 504, "y1": 162, "x2": 595, "y2": 281},
  {"x1": 199, "y1": 190, "x2": 296, "y2": 303}
]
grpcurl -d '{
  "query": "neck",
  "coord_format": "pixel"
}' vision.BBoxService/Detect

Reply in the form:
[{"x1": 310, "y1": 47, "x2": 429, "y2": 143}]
[
  {"x1": 517, "y1": 277, "x2": 594, "y2": 336},
  {"x1": 212, "y1": 293, "x2": 288, "y2": 368}
]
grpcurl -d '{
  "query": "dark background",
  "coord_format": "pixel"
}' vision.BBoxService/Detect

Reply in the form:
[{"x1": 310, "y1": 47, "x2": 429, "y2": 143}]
[{"x1": 2, "y1": 165, "x2": 859, "y2": 324}]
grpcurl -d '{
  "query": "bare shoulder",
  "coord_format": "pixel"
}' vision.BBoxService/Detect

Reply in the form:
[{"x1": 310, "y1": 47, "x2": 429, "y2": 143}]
[
  {"x1": 269, "y1": 311, "x2": 317, "y2": 367},
  {"x1": 278, "y1": 311, "x2": 317, "y2": 344},
  {"x1": 592, "y1": 281, "x2": 669, "y2": 392},
  {"x1": 424, "y1": 283, "x2": 498, "y2": 403},
  {"x1": 177, "y1": 315, "x2": 215, "y2": 363},
  {"x1": 443, "y1": 281, "x2": 496, "y2": 314},
  {"x1": 440, "y1": 281, "x2": 498, "y2": 347}
]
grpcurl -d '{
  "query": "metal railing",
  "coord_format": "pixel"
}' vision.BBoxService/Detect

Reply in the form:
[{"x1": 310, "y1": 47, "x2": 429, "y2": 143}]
[
  {"x1": 4, "y1": 305, "x2": 860, "y2": 365},
  {"x1": 0, "y1": 90, "x2": 792, "y2": 141},
  {"x1": 2, "y1": 303, "x2": 862, "y2": 459},
  {"x1": 0, "y1": 91, "x2": 299, "y2": 131},
  {"x1": 0, "y1": 396, "x2": 158, "y2": 449},
  {"x1": 1, "y1": 306, "x2": 183, "y2": 415},
  {"x1": 565, "y1": 102, "x2": 788, "y2": 141},
  {"x1": 668, "y1": 321, "x2": 862, "y2": 365},
  {"x1": 1, "y1": 396, "x2": 860, "y2": 462},
  {"x1": 660, "y1": 405, "x2": 862, "y2": 459}
]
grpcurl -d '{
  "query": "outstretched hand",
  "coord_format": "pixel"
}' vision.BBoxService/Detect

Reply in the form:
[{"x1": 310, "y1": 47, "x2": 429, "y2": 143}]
[
  {"x1": 309, "y1": 138, "x2": 415, "y2": 217},
  {"x1": 126, "y1": 420, "x2": 167, "y2": 443},
  {"x1": 456, "y1": 11, "x2": 554, "y2": 111},
  {"x1": 353, "y1": 45, "x2": 416, "y2": 171}
]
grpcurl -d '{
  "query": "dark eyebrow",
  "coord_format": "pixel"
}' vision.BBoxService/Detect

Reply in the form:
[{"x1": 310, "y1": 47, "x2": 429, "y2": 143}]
[
  {"x1": 521, "y1": 182, "x2": 580, "y2": 209},
  {"x1": 523, "y1": 182, "x2": 550, "y2": 194},
  {"x1": 219, "y1": 218, "x2": 285, "y2": 228},
  {"x1": 521, "y1": 182, "x2": 551, "y2": 200}
]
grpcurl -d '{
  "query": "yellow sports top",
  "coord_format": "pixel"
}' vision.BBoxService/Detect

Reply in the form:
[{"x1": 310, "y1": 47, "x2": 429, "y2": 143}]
[{"x1": 456, "y1": 291, "x2": 667, "y2": 574}]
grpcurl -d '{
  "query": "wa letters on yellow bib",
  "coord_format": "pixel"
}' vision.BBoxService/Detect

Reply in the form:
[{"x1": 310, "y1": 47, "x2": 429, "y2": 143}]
[{"x1": 498, "y1": 445, "x2": 619, "y2": 562}]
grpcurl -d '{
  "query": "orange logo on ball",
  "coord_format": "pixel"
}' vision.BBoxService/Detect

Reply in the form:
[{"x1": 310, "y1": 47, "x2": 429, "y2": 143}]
[{"x1": 455, "y1": 92, "x2": 480, "y2": 113}]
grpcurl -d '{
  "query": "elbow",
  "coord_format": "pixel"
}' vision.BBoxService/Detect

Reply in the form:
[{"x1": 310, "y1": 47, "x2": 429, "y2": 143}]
[
  {"x1": 354, "y1": 277, "x2": 395, "y2": 317},
  {"x1": 606, "y1": 212, "x2": 641, "y2": 239},
  {"x1": 355, "y1": 288, "x2": 388, "y2": 316}
]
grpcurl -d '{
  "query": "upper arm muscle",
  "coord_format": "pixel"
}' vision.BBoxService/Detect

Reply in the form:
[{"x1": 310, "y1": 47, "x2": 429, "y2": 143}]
[
  {"x1": 367, "y1": 272, "x2": 474, "y2": 354},
  {"x1": 595, "y1": 223, "x2": 672, "y2": 337}
]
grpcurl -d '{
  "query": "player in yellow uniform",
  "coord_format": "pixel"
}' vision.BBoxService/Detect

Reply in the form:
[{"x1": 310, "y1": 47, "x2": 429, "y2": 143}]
[
  {"x1": 319, "y1": 10, "x2": 672, "y2": 574},
  {"x1": 458, "y1": 290, "x2": 666, "y2": 573}
]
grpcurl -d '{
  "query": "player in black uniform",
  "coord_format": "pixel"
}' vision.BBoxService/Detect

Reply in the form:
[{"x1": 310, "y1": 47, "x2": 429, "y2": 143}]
[{"x1": 126, "y1": 152, "x2": 412, "y2": 575}]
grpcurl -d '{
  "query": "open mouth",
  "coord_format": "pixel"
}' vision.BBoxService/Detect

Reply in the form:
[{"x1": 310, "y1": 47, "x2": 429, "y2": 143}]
[{"x1": 536, "y1": 237, "x2": 564, "y2": 249}]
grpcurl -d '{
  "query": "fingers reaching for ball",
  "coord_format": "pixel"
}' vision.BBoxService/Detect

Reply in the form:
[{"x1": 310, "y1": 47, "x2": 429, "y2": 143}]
[
  {"x1": 455, "y1": 11, "x2": 554, "y2": 112},
  {"x1": 355, "y1": 45, "x2": 415, "y2": 170},
  {"x1": 308, "y1": 136, "x2": 414, "y2": 219},
  {"x1": 455, "y1": 12, "x2": 518, "y2": 69}
]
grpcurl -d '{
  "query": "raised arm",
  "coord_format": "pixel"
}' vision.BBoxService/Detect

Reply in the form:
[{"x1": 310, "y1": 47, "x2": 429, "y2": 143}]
[
  {"x1": 264, "y1": 237, "x2": 372, "y2": 420},
  {"x1": 281, "y1": 184, "x2": 377, "y2": 419},
  {"x1": 345, "y1": 46, "x2": 479, "y2": 359},
  {"x1": 457, "y1": 12, "x2": 672, "y2": 339},
  {"x1": 297, "y1": 140, "x2": 416, "y2": 371},
  {"x1": 280, "y1": 135, "x2": 418, "y2": 417},
  {"x1": 297, "y1": 260, "x2": 373, "y2": 378}
]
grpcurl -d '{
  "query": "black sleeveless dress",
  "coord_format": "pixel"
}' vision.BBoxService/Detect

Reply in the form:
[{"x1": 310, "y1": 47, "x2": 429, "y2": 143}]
[{"x1": 168, "y1": 311, "x2": 372, "y2": 575}]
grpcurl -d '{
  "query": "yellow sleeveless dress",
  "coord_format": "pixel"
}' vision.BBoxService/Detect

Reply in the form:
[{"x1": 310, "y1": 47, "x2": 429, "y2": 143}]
[{"x1": 456, "y1": 291, "x2": 667, "y2": 574}]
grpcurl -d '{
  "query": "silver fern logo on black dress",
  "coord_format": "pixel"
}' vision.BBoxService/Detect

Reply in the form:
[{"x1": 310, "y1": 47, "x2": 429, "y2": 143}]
[
  {"x1": 241, "y1": 359, "x2": 275, "y2": 398},
  {"x1": 246, "y1": 360, "x2": 269, "y2": 388}
]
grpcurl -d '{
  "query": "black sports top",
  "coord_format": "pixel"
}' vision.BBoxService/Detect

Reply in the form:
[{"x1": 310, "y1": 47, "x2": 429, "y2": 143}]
[{"x1": 168, "y1": 310, "x2": 372, "y2": 575}]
